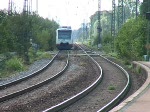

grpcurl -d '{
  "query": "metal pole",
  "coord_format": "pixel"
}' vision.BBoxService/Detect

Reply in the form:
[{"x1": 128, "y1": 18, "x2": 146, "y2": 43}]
[
  {"x1": 23, "y1": 0, "x2": 30, "y2": 63},
  {"x1": 118, "y1": 0, "x2": 124, "y2": 31},
  {"x1": 147, "y1": 0, "x2": 150, "y2": 59},
  {"x1": 97, "y1": 0, "x2": 102, "y2": 48},
  {"x1": 8, "y1": 0, "x2": 12, "y2": 15},
  {"x1": 147, "y1": 21, "x2": 150, "y2": 58},
  {"x1": 136, "y1": 0, "x2": 138, "y2": 18},
  {"x1": 36, "y1": 0, "x2": 38, "y2": 14},
  {"x1": 111, "y1": 0, "x2": 116, "y2": 52}
]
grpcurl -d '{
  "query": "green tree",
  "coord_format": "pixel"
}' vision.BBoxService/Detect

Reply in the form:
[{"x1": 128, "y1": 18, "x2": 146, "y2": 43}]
[
  {"x1": 90, "y1": 11, "x2": 112, "y2": 46},
  {"x1": 0, "y1": 11, "x2": 58, "y2": 63},
  {"x1": 115, "y1": 16, "x2": 147, "y2": 60}
]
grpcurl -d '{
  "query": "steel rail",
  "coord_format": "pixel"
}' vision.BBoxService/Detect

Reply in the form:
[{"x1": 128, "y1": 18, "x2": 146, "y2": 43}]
[
  {"x1": 0, "y1": 51, "x2": 69, "y2": 102},
  {"x1": 79, "y1": 45, "x2": 131, "y2": 112},
  {"x1": 97, "y1": 54, "x2": 131, "y2": 112},
  {"x1": 0, "y1": 51, "x2": 60, "y2": 90},
  {"x1": 43, "y1": 45, "x2": 103, "y2": 112}
]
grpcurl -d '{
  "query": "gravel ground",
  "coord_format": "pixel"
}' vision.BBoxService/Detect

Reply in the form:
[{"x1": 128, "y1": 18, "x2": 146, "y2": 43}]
[
  {"x1": 60, "y1": 56, "x2": 127, "y2": 112},
  {"x1": 0, "y1": 50, "x2": 146, "y2": 112},
  {"x1": 106, "y1": 57, "x2": 147, "y2": 99},
  {"x1": 0, "y1": 55, "x2": 100, "y2": 112}
]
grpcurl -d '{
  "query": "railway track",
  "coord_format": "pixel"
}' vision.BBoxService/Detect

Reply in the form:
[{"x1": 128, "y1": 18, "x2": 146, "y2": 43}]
[
  {"x1": 0, "y1": 52, "x2": 59, "y2": 90},
  {"x1": 43, "y1": 47, "x2": 102, "y2": 112},
  {"x1": 42, "y1": 44, "x2": 130, "y2": 112},
  {"x1": 0, "y1": 51, "x2": 69, "y2": 103},
  {"x1": 0, "y1": 49, "x2": 101, "y2": 112},
  {"x1": 0, "y1": 45, "x2": 131, "y2": 112}
]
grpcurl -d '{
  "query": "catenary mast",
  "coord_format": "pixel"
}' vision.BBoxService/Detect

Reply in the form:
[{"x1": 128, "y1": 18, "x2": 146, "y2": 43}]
[
  {"x1": 111, "y1": 0, "x2": 116, "y2": 51},
  {"x1": 118, "y1": 0, "x2": 124, "y2": 30},
  {"x1": 97, "y1": 0, "x2": 102, "y2": 48},
  {"x1": 8, "y1": 0, "x2": 13, "y2": 15}
]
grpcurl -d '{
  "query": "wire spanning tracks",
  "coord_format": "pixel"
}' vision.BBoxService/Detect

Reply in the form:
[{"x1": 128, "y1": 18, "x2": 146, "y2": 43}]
[{"x1": 0, "y1": 51, "x2": 69, "y2": 102}]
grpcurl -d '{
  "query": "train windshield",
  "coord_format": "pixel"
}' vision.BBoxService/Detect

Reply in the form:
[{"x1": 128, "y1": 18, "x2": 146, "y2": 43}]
[{"x1": 58, "y1": 30, "x2": 72, "y2": 39}]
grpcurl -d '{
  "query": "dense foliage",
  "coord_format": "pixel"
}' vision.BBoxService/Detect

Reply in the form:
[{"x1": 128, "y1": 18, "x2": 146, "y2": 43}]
[
  {"x1": 0, "y1": 10, "x2": 59, "y2": 62},
  {"x1": 115, "y1": 16, "x2": 147, "y2": 61},
  {"x1": 88, "y1": 2, "x2": 149, "y2": 62},
  {"x1": 90, "y1": 11, "x2": 111, "y2": 46},
  {"x1": 101, "y1": 32, "x2": 113, "y2": 53}
]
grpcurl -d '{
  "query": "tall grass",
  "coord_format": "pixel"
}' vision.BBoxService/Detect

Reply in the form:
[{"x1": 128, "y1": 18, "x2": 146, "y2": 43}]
[{"x1": 5, "y1": 57, "x2": 24, "y2": 72}]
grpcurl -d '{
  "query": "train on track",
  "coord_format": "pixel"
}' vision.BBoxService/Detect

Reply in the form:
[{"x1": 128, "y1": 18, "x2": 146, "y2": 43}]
[{"x1": 56, "y1": 26, "x2": 73, "y2": 50}]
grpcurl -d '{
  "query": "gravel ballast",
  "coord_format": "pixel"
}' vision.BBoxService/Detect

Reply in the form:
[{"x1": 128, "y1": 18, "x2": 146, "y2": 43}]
[
  {"x1": 0, "y1": 50, "x2": 146, "y2": 112},
  {"x1": 60, "y1": 56, "x2": 127, "y2": 112},
  {"x1": 0, "y1": 56, "x2": 100, "y2": 112}
]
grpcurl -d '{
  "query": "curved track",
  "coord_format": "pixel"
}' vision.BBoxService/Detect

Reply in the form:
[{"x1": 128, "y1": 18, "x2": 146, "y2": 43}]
[
  {"x1": 42, "y1": 45, "x2": 103, "y2": 112},
  {"x1": 0, "y1": 51, "x2": 69, "y2": 102},
  {"x1": 81, "y1": 44, "x2": 131, "y2": 112},
  {"x1": 42, "y1": 44, "x2": 131, "y2": 112},
  {"x1": 78, "y1": 44, "x2": 131, "y2": 111},
  {"x1": 0, "y1": 52, "x2": 59, "y2": 90},
  {"x1": 0, "y1": 45, "x2": 131, "y2": 112}
]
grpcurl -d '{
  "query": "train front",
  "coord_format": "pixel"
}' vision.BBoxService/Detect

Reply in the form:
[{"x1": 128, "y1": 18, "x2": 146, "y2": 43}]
[{"x1": 56, "y1": 26, "x2": 73, "y2": 50}]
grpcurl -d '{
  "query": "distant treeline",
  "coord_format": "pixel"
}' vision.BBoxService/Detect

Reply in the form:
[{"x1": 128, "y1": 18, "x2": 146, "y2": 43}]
[{"x1": 0, "y1": 10, "x2": 59, "y2": 58}]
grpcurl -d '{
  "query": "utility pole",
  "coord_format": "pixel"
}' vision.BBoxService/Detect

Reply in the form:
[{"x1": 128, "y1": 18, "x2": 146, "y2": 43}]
[
  {"x1": 135, "y1": 0, "x2": 138, "y2": 18},
  {"x1": 36, "y1": 0, "x2": 38, "y2": 14},
  {"x1": 23, "y1": 0, "x2": 29, "y2": 14},
  {"x1": 111, "y1": 0, "x2": 116, "y2": 51},
  {"x1": 23, "y1": 0, "x2": 32, "y2": 14},
  {"x1": 146, "y1": 0, "x2": 150, "y2": 60},
  {"x1": 23, "y1": 0, "x2": 33, "y2": 64},
  {"x1": 29, "y1": 0, "x2": 32, "y2": 14},
  {"x1": 8, "y1": 0, "x2": 13, "y2": 15},
  {"x1": 129, "y1": 0, "x2": 139, "y2": 19},
  {"x1": 82, "y1": 22, "x2": 85, "y2": 43},
  {"x1": 97, "y1": 0, "x2": 102, "y2": 48},
  {"x1": 118, "y1": 0, "x2": 124, "y2": 31}
]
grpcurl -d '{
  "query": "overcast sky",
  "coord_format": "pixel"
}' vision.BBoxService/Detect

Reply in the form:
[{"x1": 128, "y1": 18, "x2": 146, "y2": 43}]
[{"x1": 0, "y1": 0, "x2": 143, "y2": 29}]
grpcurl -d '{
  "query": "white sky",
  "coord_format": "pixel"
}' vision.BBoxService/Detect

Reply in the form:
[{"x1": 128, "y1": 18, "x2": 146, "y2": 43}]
[{"x1": 0, "y1": 0, "x2": 143, "y2": 29}]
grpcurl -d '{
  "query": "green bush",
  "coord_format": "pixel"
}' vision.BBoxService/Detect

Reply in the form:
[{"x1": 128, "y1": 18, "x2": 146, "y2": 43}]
[
  {"x1": 37, "y1": 52, "x2": 52, "y2": 60},
  {"x1": 28, "y1": 47, "x2": 37, "y2": 63},
  {"x1": 102, "y1": 44, "x2": 112, "y2": 53},
  {"x1": 5, "y1": 57, "x2": 24, "y2": 71},
  {"x1": 115, "y1": 17, "x2": 147, "y2": 61},
  {"x1": 41, "y1": 52, "x2": 52, "y2": 59}
]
